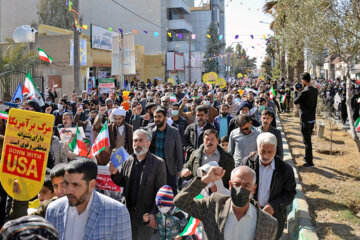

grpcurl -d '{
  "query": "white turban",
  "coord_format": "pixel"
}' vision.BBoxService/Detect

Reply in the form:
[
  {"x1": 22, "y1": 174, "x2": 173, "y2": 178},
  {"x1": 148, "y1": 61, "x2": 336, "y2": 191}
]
[{"x1": 111, "y1": 107, "x2": 126, "y2": 117}]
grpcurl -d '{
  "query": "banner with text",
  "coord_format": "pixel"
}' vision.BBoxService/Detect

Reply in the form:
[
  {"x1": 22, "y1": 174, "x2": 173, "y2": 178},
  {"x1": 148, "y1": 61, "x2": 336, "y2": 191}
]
[
  {"x1": 98, "y1": 78, "x2": 115, "y2": 93},
  {"x1": 0, "y1": 109, "x2": 54, "y2": 201}
]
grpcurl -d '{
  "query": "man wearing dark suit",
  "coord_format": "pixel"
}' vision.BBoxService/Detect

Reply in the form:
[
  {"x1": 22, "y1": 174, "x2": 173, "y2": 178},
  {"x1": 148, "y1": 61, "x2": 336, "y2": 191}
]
[
  {"x1": 110, "y1": 129, "x2": 167, "y2": 240},
  {"x1": 183, "y1": 105, "x2": 216, "y2": 161},
  {"x1": 294, "y1": 72, "x2": 318, "y2": 167},
  {"x1": 241, "y1": 132, "x2": 296, "y2": 240},
  {"x1": 174, "y1": 165, "x2": 278, "y2": 240},
  {"x1": 146, "y1": 107, "x2": 184, "y2": 194}
]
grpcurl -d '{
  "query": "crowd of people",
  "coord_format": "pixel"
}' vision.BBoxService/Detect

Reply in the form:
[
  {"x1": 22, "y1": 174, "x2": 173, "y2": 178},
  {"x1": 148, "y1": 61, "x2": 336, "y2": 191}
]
[{"x1": 0, "y1": 72, "x2": 332, "y2": 240}]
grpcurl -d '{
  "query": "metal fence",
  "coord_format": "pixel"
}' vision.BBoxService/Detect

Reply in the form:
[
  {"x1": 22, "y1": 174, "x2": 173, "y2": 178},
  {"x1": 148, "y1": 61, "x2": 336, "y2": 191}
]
[{"x1": 0, "y1": 71, "x2": 43, "y2": 101}]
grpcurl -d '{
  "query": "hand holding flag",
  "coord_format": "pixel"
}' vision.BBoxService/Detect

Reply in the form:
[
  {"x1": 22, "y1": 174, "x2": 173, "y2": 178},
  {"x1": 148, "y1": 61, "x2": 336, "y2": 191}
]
[{"x1": 110, "y1": 146, "x2": 130, "y2": 168}]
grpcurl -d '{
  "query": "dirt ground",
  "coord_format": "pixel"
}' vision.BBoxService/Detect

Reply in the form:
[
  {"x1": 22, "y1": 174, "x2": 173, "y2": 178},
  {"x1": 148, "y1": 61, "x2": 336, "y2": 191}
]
[{"x1": 280, "y1": 112, "x2": 360, "y2": 240}]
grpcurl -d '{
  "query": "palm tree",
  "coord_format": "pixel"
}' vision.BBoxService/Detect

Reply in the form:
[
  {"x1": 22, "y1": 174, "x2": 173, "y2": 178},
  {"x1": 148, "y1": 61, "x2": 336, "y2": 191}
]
[{"x1": 0, "y1": 44, "x2": 38, "y2": 100}]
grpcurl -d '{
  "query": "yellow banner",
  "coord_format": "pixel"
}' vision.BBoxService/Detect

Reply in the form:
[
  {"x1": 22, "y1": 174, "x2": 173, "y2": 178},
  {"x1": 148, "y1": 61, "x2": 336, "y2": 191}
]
[
  {"x1": 0, "y1": 109, "x2": 54, "y2": 201},
  {"x1": 167, "y1": 78, "x2": 175, "y2": 85}
]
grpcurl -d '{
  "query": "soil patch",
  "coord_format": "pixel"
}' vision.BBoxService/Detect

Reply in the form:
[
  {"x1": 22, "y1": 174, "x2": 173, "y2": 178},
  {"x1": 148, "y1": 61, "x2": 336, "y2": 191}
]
[{"x1": 280, "y1": 113, "x2": 360, "y2": 240}]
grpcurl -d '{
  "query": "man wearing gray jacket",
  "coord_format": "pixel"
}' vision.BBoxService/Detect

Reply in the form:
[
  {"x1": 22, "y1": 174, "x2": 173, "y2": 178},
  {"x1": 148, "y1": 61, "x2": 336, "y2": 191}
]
[
  {"x1": 229, "y1": 115, "x2": 260, "y2": 167},
  {"x1": 146, "y1": 106, "x2": 184, "y2": 194}
]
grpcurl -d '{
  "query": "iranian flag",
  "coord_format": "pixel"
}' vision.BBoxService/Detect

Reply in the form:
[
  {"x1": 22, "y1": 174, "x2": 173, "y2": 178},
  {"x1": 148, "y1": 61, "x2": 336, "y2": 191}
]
[
  {"x1": 269, "y1": 86, "x2": 276, "y2": 100},
  {"x1": 180, "y1": 194, "x2": 203, "y2": 238},
  {"x1": 355, "y1": 117, "x2": 360, "y2": 132},
  {"x1": 356, "y1": 75, "x2": 360, "y2": 85},
  {"x1": 38, "y1": 48, "x2": 53, "y2": 64},
  {"x1": 22, "y1": 71, "x2": 45, "y2": 106},
  {"x1": 281, "y1": 95, "x2": 286, "y2": 103},
  {"x1": 69, "y1": 126, "x2": 88, "y2": 157},
  {"x1": 170, "y1": 94, "x2": 177, "y2": 103},
  {"x1": 88, "y1": 121, "x2": 110, "y2": 158},
  {"x1": 0, "y1": 111, "x2": 8, "y2": 120}
]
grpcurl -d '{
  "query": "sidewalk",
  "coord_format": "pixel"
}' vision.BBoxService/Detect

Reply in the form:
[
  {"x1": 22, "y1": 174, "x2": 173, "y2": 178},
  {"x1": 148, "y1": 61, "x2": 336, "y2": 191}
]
[{"x1": 276, "y1": 115, "x2": 318, "y2": 240}]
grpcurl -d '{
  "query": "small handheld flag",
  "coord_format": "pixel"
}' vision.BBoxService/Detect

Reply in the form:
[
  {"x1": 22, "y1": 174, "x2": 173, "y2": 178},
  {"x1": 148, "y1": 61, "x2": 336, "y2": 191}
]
[
  {"x1": 0, "y1": 111, "x2": 8, "y2": 120},
  {"x1": 22, "y1": 71, "x2": 45, "y2": 106},
  {"x1": 281, "y1": 95, "x2": 286, "y2": 103},
  {"x1": 12, "y1": 83, "x2": 23, "y2": 102},
  {"x1": 355, "y1": 117, "x2": 360, "y2": 132},
  {"x1": 88, "y1": 121, "x2": 110, "y2": 158},
  {"x1": 69, "y1": 126, "x2": 88, "y2": 157},
  {"x1": 111, "y1": 146, "x2": 130, "y2": 168}
]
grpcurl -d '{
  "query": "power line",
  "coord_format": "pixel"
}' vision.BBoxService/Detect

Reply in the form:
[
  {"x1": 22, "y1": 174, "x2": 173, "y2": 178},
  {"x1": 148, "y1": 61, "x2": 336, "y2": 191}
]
[{"x1": 111, "y1": 0, "x2": 161, "y2": 29}]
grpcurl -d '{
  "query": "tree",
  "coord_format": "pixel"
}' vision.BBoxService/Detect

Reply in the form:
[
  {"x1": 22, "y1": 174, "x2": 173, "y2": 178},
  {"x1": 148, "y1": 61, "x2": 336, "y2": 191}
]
[
  {"x1": 37, "y1": 0, "x2": 75, "y2": 29},
  {"x1": 0, "y1": 44, "x2": 38, "y2": 100},
  {"x1": 204, "y1": 23, "x2": 225, "y2": 73}
]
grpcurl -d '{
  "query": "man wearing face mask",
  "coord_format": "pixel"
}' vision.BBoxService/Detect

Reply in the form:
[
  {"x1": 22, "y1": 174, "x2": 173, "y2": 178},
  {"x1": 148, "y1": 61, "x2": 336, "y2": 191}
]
[
  {"x1": 53, "y1": 98, "x2": 68, "y2": 126},
  {"x1": 202, "y1": 95, "x2": 219, "y2": 124},
  {"x1": 225, "y1": 94, "x2": 240, "y2": 117},
  {"x1": 241, "y1": 132, "x2": 296, "y2": 240},
  {"x1": 229, "y1": 115, "x2": 260, "y2": 167},
  {"x1": 174, "y1": 165, "x2": 278, "y2": 240},
  {"x1": 171, "y1": 103, "x2": 188, "y2": 144},
  {"x1": 110, "y1": 129, "x2": 167, "y2": 240},
  {"x1": 214, "y1": 104, "x2": 233, "y2": 139}
]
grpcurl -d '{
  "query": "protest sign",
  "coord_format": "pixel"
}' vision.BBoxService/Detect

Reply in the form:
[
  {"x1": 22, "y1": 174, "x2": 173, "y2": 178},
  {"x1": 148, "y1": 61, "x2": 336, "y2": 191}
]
[
  {"x1": 0, "y1": 109, "x2": 54, "y2": 201},
  {"x1": 58, "y1": 127, "x2": 85, "y2": 143},
  {"x1": 98, "y1": 78, "x2": 115, "y2": 93},
  {"x1": 110, "y1": 146, "x2": 130, "y2": 168},
  {"x1": 96, "y1": 165, "x2": 121, "y2": 192}
]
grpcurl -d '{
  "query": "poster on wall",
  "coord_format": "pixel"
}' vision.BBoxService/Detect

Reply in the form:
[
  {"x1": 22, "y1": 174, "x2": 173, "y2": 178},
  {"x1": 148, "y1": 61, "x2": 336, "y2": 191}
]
[
  {"x1": 98, "y1": 78, "x2": 115, "y2": 93},
  {"x1": 91, "y1": 24, "x2": 112, "y2": 51}
]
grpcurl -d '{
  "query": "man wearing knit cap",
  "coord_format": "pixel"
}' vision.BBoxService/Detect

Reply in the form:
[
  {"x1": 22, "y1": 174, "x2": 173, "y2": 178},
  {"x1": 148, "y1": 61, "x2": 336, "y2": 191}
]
[{"x1": 93, "y1": 107, "x2": 133, "y2": 165}]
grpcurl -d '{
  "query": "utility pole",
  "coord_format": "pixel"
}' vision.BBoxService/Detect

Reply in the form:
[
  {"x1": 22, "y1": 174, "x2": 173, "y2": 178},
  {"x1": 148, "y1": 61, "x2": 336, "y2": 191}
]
[
  {"x1": 73, "y1": 0, "x2": 80, "y2": 93},
  {"x1": 188, "y1": 32, "x2": 192, "y2": 82}
]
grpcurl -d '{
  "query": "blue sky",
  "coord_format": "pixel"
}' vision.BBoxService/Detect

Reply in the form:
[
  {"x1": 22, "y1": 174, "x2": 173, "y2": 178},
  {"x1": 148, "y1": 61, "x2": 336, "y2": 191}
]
[{"x1": 224, "y1": 0, "x2": 274, "y2": 67}]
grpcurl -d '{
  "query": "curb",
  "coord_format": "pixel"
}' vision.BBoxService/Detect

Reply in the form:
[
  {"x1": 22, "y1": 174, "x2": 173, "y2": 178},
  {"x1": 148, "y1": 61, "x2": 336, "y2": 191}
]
[{"x1": 276, "y1": 116, "x2": 319, "y2": 240}]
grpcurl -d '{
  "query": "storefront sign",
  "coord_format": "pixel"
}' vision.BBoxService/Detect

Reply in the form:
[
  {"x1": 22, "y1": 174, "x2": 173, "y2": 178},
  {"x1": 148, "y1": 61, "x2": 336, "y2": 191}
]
[{"x1": 91, "y1": 24, "x2": 112, "y2": 51}]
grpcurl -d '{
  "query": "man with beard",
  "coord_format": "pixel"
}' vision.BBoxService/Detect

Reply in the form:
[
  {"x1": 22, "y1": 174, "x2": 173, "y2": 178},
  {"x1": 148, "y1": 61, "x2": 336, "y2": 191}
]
[
  {"x1": 93, "y1": 107, "x2": 133, "y2": 165},
  {"x1": 146, "y1": 107, "x2": 183, "y2": 194},
  {"x1": 183, "y1": 105, "x2": 216, "y2": 161},
  {"x1": 174, "y1": 166, "x2": 278, "y2": 240},
  {"x1": 229, "y1": 115, "x2": 260, "y2": 167},
  {"x1": 46, "y1": 158, "x2": 132, "y2": 240},
  {"x1": 241, "y1": 133, "x2": 296, "y2": 240},
  {"x1": 214, "y1": 104, "x2": 233, "y2": 139},
  {"x1": 110, "y1": 129, "x2": 167, "y2": 240}
]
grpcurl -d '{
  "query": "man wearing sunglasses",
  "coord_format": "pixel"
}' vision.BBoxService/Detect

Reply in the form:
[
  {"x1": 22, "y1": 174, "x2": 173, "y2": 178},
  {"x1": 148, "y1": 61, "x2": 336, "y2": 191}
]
[{"x1": 229, "y1": 115, "x2": 260, "y2": 167}]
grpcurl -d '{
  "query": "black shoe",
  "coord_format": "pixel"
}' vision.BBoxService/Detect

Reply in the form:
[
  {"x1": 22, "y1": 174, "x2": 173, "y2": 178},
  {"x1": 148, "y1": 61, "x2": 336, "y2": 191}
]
[{"x1": 301, "y1": 163, "x2": 314, "y2": 168}]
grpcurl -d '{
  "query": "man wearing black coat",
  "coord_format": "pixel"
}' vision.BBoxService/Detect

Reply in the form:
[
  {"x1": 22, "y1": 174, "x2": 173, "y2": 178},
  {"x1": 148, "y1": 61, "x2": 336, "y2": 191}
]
[
  {"x1": 241, "y1": 132, "x2": 296, "y2": 240},
  {"x1": 183, "y1": 105, "x2": 216, "y2": 161},
  {"x1": 294, "y1": 72, "x2": 318, "y2": 167}
]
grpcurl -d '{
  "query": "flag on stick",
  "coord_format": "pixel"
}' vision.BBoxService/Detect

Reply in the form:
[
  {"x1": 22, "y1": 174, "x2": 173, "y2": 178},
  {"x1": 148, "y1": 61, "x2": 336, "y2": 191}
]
[
  {"x1": 180, "y1": 194, "x2": 204, "y2": 238},
  {"x1": 281, "y1": 95, "x2": 286, "y2": 103},
  {"x1": 269, "y1": 86, "x2": 276, "y2": 100},
  {"x1": 88, "y1": 122, "x2": 110, "y2": 158},
  {"x1": 22, "y1": 71, "x2": 45, "y2": 106},
  {"x1": 69, "y1": 126, "x2": 88, "y2": 156},
  {"x1": 0, "y1": 111, "x2": 8, "y2": 120},
  {"x1": 12, "y1": 83, "x2": 23, "y2": 102},
  {"x1": 110, "y1": 146, "x2": 130, "y2": 168},
  {"x1": 355, "y1": 117, "x2": 360, "y2": 132},
  {"x1": 170, "y1": 94, "x2": 177, "y2": 103},
  {"x1": 38, "y1": 48, "x2": 53, "y2": 64}
]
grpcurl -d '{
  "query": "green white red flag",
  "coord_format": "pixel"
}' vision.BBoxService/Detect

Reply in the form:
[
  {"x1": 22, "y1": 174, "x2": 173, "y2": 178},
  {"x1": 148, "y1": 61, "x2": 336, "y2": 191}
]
[
  {"x1": 269, "y1": 86, "x2": 276, "y2": 100},
  {"x1": 38, "y1": 48, "x2": 53, "y2": 64},
  {"x1": 356, "y1": 75, "x2": 360, "y2": 84},
  {"x1": 88, "y1": 121, "x2": 110, "y2": 158},
  {"x1": 355, "y1": 117, "x2": 360, "y2": 132},
  {"x1": 170, "y1": 94, "x2": 177, "y2": 103},
  {"x1": 69, "y1": 126, "x2": 88, "y2": 156},
  {"x1": 180, "y1": 194, "x2": 203, "y2": 239},
  {"x1": 22, "y1": 71, "x2": 45, "y2": 106},
  {"x1": 0, "y1": 111, "x2": 8, "y2": 120},
  {"x1": 281, "y1": 95, "x2": 286, "y2": 103}
]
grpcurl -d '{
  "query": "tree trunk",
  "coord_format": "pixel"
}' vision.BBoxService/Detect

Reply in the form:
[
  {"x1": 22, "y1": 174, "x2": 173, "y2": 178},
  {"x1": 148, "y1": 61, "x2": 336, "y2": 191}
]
[
  {"x1": 287, "y1": 64, "x2": 294, "y2": 83},
  {"x1": 294, "y1": 58, "x2": 304, "y2": 82},
  {"x1": 280, "y1": 49, "x2": 286, "y2": 80},
  {"x1": 345, "y1": 63, "x2": 360, "y2": 152}
]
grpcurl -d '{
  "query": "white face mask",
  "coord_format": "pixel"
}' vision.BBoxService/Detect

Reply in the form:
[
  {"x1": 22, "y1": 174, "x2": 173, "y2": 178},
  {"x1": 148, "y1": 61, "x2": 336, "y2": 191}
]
[
  {"x1": 159, "y1": 206, "x2": 172, "y2": 214},
  {"x1": 207, "y1": 182, "x2": 215, "y2": 188},
  {"x1": 58, "y1": 104, "x2": 63, "y2": 110},
  {"x1": 204, "y1": 100, "x2": 210, "y2": 106}
]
